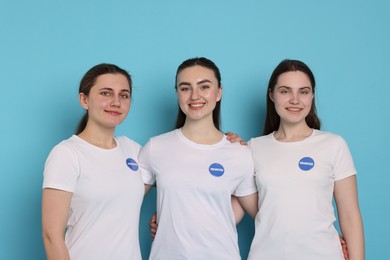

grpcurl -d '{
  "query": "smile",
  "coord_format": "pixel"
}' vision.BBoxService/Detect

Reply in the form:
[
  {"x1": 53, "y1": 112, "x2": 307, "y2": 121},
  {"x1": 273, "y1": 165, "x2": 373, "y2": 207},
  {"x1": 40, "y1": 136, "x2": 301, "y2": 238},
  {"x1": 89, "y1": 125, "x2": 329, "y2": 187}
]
[
  {"x1": 105, "y1": 110, "x2": 122, "y2": 116},
  {"x1": 189, "y1": 103, "x2": 205, "y2": 108},
  {"x1": 286, "y1": 108, "x2": 302, "y2": 112}
]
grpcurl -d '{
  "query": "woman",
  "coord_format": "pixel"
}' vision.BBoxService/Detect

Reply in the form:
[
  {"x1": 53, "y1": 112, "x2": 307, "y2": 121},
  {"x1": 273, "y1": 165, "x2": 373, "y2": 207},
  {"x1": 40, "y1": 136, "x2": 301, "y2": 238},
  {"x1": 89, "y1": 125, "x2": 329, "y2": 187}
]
[
  {"x1": 247, "y1": 59, "x2": 364, "y2": 259},
  {"x1": 42, "y1": 64, "x2": 144, "y2": 259},
  {"x1": 139, "y1": 57, "x2": 258, "y2": 259}
]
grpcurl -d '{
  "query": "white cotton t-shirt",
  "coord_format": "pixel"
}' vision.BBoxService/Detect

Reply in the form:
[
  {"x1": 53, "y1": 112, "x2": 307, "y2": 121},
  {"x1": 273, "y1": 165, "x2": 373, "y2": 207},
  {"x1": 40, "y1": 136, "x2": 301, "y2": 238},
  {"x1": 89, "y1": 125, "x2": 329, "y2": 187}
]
[
  {"x1": 248, "y1": 130, "x2": 357, "y2": 260},
  {"x1": 139, "y1": 129, "x2": 257, "y2": 260},
  {"x1": 43, "y1": 135, "x2": 144, "y2": 260}
]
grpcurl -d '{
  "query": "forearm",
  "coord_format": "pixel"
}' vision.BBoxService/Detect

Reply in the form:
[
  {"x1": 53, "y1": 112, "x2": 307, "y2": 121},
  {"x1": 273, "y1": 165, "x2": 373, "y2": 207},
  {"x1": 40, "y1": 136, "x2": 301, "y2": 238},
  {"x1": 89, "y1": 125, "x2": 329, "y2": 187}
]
[
  {"x1": 339, "y1": 212, "x2": 365, "y2": 260},
  {"x1": 43, "y1": 234, "x2": 70, "y2": 260}
]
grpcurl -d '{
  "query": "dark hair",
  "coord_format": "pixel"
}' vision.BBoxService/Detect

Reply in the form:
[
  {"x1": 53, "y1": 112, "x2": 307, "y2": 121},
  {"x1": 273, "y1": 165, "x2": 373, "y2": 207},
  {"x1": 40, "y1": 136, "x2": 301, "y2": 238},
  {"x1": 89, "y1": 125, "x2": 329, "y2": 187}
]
[
  {"x1": 75, "y1": 63, "x2": 132, "y2": 134},
  {"x1": 174, "y1": 57, "x2": 222, "y2": 130},
  {"x1": 263, "y1": 59, "x2": 321, "y2": 135}
]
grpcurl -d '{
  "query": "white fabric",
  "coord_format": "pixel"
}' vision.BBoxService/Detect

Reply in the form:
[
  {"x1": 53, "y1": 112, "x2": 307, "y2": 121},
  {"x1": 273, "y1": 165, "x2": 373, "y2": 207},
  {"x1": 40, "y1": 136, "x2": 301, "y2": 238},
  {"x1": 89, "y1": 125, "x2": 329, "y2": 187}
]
[
  {"x1": 139, "y1": 129, "x2": 257, "y2": 260},
  {"x1": 43, "y1": 135, "x2": 144, "y2": 260},
  {"x1": 248, "y1": 130, "x2": 356, "y2": 260}
]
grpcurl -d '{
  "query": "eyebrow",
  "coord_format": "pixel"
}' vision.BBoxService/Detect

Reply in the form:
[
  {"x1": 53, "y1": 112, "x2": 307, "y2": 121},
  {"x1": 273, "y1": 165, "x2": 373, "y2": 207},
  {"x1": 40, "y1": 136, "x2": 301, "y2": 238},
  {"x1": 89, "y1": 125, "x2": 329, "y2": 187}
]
[
  {"x1": 277, "y1": 86, "x2": 311, "y2": 90},
  {"x1": 178, "y1": 79, "x2": 212, "y2": 87},
  {"x1": 100, "y1": 87, "x2": 130, "y2": 92}
]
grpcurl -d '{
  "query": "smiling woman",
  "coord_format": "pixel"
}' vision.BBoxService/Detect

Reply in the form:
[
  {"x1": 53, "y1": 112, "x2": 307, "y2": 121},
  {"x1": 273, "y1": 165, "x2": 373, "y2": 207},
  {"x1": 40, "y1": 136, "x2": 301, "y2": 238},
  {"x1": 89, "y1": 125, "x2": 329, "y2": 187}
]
[
  {"x1": 139, "y1": 57, "x2": 258, "y2": 260},
  {"x1": 247, "y1": 59, "x2": 365, "y2": 259},
  {"x1": 41, "y1": 64, "x2": 144, "y2": 260}
]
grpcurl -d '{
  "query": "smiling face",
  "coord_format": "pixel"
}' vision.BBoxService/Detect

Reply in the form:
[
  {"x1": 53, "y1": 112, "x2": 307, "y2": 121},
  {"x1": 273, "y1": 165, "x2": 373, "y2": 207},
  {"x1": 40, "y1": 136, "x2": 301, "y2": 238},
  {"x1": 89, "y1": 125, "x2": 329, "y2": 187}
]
[
  {"x1": 176, "y1": 65, "x2": 222, "y2": 125},
  {"x1": 270, "y1": 71, "x2": 314, "y2": 127},
  {"x1": 80, "y1": 73, "x2": 131, "y2": 130}
]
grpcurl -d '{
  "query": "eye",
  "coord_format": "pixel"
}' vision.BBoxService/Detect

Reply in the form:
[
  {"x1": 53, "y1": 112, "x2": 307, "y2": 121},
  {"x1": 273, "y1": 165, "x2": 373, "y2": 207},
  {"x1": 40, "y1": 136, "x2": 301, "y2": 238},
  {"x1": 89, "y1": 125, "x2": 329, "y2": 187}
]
[
  {"x1": 200, "y1": 85, "x2": 210, "y2": 90},
  {"x1": 280, "y1": 89, "x2": 289, "y2": 94},
  {"x1": 300, "y1": 89, "x2": 311, "y2": 95},
  {"x1": 120, "y1": 93, "x2": 130, "y2": 99},
  {"x1": 179, "y1": 87, "x2": 189, "y2": 92},
  {"x1": 101, "y1": 91, "x2": 111, "y2": 96}
]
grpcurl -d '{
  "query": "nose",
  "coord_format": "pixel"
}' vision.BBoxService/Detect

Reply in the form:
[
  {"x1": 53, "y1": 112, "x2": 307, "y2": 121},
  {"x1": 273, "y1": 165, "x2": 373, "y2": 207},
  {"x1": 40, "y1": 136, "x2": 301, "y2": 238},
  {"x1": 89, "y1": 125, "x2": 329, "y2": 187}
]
[
  {"x1": 111, "y1": 95, "x2": 121, "y2": 107},
  {"x1": 190, "y1": 89, "x2": 200, "y2": 100},
  {"x1": 289, "y1": 93, "x2": 299, "y2": 105}
]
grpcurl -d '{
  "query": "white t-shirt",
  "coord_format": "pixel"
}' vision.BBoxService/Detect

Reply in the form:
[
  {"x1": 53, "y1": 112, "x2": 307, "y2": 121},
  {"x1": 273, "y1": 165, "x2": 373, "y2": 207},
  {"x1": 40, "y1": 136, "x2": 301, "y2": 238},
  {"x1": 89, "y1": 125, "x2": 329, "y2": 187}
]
[
  {"x1": 248, "y1": 130, "x2": 356, "y2": 260},
  {"x1": 139, "y1": 129, "x2": 257, "y2": 260},
  {"x1": 43, "y1": 135, "x2": 144, "y2": 260}
]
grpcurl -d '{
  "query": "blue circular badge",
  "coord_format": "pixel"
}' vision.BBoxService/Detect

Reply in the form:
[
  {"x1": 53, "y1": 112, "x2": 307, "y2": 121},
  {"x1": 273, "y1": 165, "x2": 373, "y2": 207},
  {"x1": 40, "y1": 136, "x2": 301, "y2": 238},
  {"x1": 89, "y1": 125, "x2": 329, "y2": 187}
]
[
  {"x1": 298, "y1": 157, "x2": 315, "y2": 171},
  {"x1": 209, "y1": 163, "x2": 224, "y2": 177},
  {"x1": 126, "y1": 158, "x2": 139, "y2": 171}
]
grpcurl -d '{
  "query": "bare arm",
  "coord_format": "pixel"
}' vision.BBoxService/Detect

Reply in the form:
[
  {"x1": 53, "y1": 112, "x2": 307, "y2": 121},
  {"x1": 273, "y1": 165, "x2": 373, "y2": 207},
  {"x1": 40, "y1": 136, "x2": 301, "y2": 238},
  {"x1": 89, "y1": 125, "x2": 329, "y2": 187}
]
[
  {"x1": 334, "y1": 175, "x2": 365, "y2": 260},
  {"x1": 42, "y1": 188, "x2": 72, "y2": 260},
  {"x1": 237, "y1": 192, "x2": 258, "y2": 219},
  {"x1": 144, "y1": 184, "x2": 153, "y2": 196},
  {"x1": 231, "y1": 196, "x2": 245, "y2": 224}
]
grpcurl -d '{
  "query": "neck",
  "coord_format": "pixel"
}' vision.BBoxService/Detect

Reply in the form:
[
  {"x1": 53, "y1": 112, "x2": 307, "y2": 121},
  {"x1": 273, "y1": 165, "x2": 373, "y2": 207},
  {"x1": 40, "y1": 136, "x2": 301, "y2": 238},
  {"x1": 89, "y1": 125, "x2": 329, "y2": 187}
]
[
  {"x1": 78, "y1": 123, "x2": 116, "y2": 149},
  {"x1": 274, "y1": 122, "x2": 313, "y2": 142},
  {"x1": 181, "y1": 119, "x2": 223, "y2": 145}
]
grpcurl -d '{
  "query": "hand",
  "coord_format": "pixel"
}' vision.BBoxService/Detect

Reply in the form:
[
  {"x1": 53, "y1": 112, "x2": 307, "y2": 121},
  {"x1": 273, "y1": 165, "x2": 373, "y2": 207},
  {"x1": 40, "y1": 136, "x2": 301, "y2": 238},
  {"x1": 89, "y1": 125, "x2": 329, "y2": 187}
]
[
  {"x1": 226, "y1": 132, "x2": 247, "y2": 146},
  {"x1": 149, "y1": 212, "x2": 158, "y2": 240},
  {"x1": 339, "y1": 235, "x2": 349, "y2": 260}
]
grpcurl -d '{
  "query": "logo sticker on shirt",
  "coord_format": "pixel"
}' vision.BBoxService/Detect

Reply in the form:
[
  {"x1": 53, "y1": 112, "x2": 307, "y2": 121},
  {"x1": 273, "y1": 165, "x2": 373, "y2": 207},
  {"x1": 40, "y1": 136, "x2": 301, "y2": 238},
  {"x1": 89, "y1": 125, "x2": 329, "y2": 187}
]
[
  {"x1": 209, "y1": 163, "x2": 225, "y2": 177},
  {"x1": 298, "y1": 157, "x2": 315, "y2": 171},
  {"x1": 126, "y1": 158, "x2": 139, "y2": 171}
]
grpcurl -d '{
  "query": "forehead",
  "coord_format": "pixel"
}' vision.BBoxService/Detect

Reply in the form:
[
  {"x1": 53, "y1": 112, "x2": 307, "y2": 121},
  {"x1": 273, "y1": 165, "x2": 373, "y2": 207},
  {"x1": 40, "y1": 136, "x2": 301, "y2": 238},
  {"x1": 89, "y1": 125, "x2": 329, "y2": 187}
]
[
  {"x1": 94, "y1": 73, "x2": 130, "y2": 90},
  {"x1": 177, "y1": 65, "x2": 217, "y2": 83},
  {"x1": 276, "y1": 71, "x2": 312, "y2": 88}
]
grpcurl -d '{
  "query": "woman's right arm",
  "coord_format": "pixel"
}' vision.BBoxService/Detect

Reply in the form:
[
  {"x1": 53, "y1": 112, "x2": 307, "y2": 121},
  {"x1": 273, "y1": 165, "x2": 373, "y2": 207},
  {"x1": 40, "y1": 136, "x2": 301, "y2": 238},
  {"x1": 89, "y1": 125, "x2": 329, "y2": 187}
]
[{"x1": 42, "y1": 188, "x2": 72, "y2": 260}]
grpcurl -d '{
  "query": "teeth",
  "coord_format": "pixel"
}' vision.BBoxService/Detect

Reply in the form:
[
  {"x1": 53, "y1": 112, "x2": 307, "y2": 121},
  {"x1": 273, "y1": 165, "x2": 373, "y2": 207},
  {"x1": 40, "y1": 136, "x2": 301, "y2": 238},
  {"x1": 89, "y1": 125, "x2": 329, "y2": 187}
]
[
  {"x1": 287, "y1": 108, "x2": 301, "y2": 111},
  {"x1": 190, "y1": 103, "x2": 204, "y2": 107}
]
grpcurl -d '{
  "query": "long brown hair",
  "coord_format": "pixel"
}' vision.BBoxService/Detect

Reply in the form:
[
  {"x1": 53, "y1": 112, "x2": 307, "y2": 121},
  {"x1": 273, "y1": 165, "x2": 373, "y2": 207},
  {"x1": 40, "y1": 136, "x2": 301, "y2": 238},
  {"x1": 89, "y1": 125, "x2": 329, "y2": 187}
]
[
  {"x1": 263, "y1": 59, "x2": 320, "y2": 135},
  {"x1": 174, "y1": 57, "x2": 222, "y2": 130}
]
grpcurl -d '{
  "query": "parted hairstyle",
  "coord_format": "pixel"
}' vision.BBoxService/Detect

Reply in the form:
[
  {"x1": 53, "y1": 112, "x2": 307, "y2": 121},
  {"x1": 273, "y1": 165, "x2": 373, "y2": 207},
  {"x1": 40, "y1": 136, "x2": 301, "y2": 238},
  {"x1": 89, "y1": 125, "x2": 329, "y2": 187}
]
[
  {"x1": 75, "y1": 63, "x2": 132, "y2": 135},
  {"x1": 174, "y1": 57, "x2": 222, "y2": 130},
  {"x1": 263, "y1": 59, "x2": 321, "y2": 135}
]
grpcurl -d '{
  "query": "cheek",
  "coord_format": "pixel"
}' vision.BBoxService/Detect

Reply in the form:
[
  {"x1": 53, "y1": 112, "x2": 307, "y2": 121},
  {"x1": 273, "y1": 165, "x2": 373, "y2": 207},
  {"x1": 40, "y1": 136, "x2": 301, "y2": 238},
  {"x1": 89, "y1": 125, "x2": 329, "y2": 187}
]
[
  {"x1": 303, "y1": 96, "x2": 314, "y2": 107},
  {"x1": 177, "y1": 93, "x2": 188, "y2": 110}
]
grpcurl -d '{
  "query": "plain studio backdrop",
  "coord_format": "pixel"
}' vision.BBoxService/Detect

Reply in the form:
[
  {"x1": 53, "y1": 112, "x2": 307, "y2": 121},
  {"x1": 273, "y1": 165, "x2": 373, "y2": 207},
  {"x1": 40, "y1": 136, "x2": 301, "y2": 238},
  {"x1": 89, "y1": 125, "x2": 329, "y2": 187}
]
[{"x1": 0, "y1": 0, "x2": 388, "y2": 259}]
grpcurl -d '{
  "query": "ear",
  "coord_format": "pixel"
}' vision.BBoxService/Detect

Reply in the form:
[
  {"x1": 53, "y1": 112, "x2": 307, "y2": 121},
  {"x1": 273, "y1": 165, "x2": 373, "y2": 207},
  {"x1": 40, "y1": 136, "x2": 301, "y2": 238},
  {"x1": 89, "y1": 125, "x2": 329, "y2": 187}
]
[
  {"x1": 79, "y1": 93, "x2": 89, "y2": 110},
  {"x1": 268, "y1": 88, "x2": 274, "y2": 102},
  {"x1": 216, "y1": 86, "x2": 223, "y2": 102}
]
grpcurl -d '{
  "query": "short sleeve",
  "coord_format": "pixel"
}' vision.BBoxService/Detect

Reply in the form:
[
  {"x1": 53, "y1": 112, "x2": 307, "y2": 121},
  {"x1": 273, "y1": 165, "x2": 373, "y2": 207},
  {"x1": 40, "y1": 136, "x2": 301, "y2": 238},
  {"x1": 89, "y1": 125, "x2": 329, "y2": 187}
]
[
  {"x1": 233, "y1": 148, "x2": 257, "y2": 197},
  {"x1": 42, "y1": 143, "x2": 80, "y2": 192},
  {"x1": 333, "y1": 136, "x2": 357, "y2": 181},
  {"x1": 138, "y1": 140, "x2": 156, "y2": 185}
]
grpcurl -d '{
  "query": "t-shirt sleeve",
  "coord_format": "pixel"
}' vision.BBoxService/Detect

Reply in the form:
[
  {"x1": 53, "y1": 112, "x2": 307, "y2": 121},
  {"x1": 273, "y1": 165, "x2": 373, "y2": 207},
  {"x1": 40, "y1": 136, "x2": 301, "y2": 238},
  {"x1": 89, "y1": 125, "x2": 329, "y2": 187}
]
[
  {"x1": 333, "y1": 136, "x2": 357, "y2": 181},
  {"x1": 233, "y1": 148, "x2": 257, "y2": 197},
  {"x1": 138, "y1": 140, "x2": 156, "y2": 185},
  {"x1": 42, "y1": 143, "x2": 80, "y2": 192}
]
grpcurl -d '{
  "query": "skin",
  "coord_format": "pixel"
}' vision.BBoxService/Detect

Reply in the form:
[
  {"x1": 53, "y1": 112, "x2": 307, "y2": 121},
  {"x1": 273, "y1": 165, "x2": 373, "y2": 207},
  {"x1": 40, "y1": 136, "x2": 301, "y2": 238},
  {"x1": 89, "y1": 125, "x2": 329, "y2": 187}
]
[
  {"x1": 270, "y1": 71, "x2": 314, "y2": 141},
  {"x1": 42, "y1": 73, "x2": 131, "y2": 260},
  {"x1": 176, "y1": 65, "x2": 222, "y2": 144}
]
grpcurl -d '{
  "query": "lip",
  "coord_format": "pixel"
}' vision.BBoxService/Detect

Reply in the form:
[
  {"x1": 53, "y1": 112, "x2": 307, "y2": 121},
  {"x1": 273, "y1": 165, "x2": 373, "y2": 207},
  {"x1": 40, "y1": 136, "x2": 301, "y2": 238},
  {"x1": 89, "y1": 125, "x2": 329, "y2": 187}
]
[
  {"x1": 105, "y1": 110, "x2": 122, "y2": 116},
  {"x1": 188, "y1": 102, "x2": 205, "y2": 109},
  {"x1": 286, "y1": 107, "x2": 303, "y2": 112}
]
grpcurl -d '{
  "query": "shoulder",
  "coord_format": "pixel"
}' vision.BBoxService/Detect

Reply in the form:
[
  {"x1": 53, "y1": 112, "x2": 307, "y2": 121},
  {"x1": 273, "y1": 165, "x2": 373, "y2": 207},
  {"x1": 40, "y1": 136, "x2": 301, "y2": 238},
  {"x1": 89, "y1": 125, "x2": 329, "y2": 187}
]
[
  {"x1": 49, "y1": 136, "x2": 79, "y2": 156},
  {"x1": 116, "y1": 136, "x2": 142, "y2": 149},
  {"x1": 147, "y1": 129, "x2": 177, "y2": 144},
  {"x1": 312, "y1": 130, "x2": 347, "y2": 144},
  {"x1": 248, "y1": 133, "x2": 273, "y2": 147}
]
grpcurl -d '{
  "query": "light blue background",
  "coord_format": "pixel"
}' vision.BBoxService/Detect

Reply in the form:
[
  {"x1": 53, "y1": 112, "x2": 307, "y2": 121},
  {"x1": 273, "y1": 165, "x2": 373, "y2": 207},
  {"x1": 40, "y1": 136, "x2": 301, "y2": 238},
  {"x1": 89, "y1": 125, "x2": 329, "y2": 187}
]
[{"x1": 1, "y1": 0, "x2": 388, "y2": 259}]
